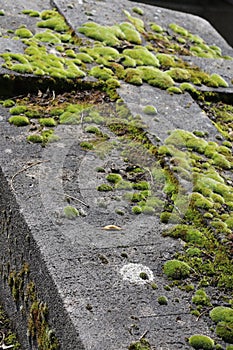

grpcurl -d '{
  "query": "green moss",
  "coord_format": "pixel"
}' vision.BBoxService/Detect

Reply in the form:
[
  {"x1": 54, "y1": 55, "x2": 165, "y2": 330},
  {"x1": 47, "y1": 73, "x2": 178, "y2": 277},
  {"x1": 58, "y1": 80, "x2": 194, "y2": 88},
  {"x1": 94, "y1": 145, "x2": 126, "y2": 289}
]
[
  {"x1": 123, "y1": 47, "x2": 159, "y2": 67},
  {"x1": 189, "y1": 334, "x2": 214, "y2": 349},
  {"x1": 212, "y1": 153, "x2": 231, "y2": 170},
  {"x1": 124, "y1": 68, "x2": 143, "y2": 85},
  {"x1": 163, "y1": 259, "x2": 191, "y2": 279},
  {"x1": 192, "y1": 289, "x2": 211, "y2": 306},
  {"x1": 63, "y1": 206, "x2": 79, "y2": 219},
  {"x1": 34, "y1": 31, "x2": 61, "y2": 44},
  {"x1": 22, "y1": 9, "x2": 40, "y2": 17},
  {"x1": 76, "y1": 52, "x2": 93, "y2": 63},
  {"x1": 141, "y1": 206, "x2": 154, "y2": 215},
  {"x1": 190, "y1": 192, "x2": 213, "y2": 210},
  {"x1": 9, "y1": 115, "x2": 30, "y2": 126},
  {"x1": 143, "y1": 105, "x2": 157, "y2": 115},
  {"x1": 78, "y1": 22, "x2": 124, "y2": 46},
  {"x1": 15, "y1": 27, "x2": 33, "y2": 38},
  {"x1": 169, "y1": 23, "x2": 189, "y2": 37},
  {"x1": 216, "y1": 322, "x2": 233, "y2": 343},
  {"x1": 208, "y1": 74, "x2": 228, "y2": 88},
  {"x1": 163, "y1": 225, "x2": 205, "y2": 244},
  {"x1": 115, "y1": 180, "x2": 132, "y2": 190},
  {"x1": 89, "y1": 66, "x2": 113, "y2": 81},
  {"x1": 156, "y1": 53, "x2": 176, "y2": 67},
  {"x1": 167, "y1": 86, "x2": 183, "y2": 94},
  {"x1": 132, "y1": 7, "x2": 144, "y2": 15},
  {"x1": 139, "y1": 272, "x2": 149, "y2": 280},
  {"x1": 106, "y1": 173, "x2": 122, "y2": 183},
  {"x1": 166, "y1": 68, "x2": 191, "y2": 82},
  {"x1": 11, "y1": 63, "x2": 33, "y2": 74},
  {"x1": 210, "y1": 306, "x2": 233, "y2": 323},
  {"x1": 132, "y1": 181, "x2": 150, "y2": 190},
  {"x1": 128, "y1": 338, "x2": 151, "y2": 350},
  {"x1": 37, "y1": 11, "x2": 68, "y2": 32},
  {"x1": 132, "y1": 206, "x2": 142, "y2": 214},
  {"x1": 97, "y1": 184, "x2": 113, "y2": 191},
  {"x1": 180, "y1": 82, "x2": 197, "y2": 93},
  {"x1": 39, "y1": 118, "x2": 57, "y2": 127},
  {"x1": 157, "y1": 296, "x2": 168, "y2": 305},
  {"x1": 27, "y1": 134, "x2": 44, "y2": 143},
  {"x1": 80, "y1": 141, "x2": 94, "y2": 150},
  {"x1": 137, "y1": 66, "x2": 174, "y2": 88},
  {"x1": 2, "y1": 99, "x2": 15, "y2": 107},
  {"x1": 123, "y1": 10, "x2": 145, "y2": 32},
  {"x1": 150, "y1": 22, "x2": 163, "y2": 33},
  {"x1": 119, "y1": 22, "x2": 142, "y2": 44}
]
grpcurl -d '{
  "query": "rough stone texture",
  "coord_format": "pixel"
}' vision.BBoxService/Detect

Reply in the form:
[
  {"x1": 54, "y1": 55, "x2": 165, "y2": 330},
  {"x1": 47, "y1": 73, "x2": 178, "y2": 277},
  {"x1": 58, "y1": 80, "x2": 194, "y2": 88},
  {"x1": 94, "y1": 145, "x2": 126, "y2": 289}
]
[{"x1": 0, "y1": 0, "x2": 232, "y2": 349}]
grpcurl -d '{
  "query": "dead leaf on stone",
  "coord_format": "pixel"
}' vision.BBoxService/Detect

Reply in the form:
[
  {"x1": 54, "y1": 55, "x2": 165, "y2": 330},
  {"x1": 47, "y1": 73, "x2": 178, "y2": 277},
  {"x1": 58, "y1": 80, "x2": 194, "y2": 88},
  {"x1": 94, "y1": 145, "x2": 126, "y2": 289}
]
[{"x1": 102, "y1": 225, "x2": 122, "y2": 231}]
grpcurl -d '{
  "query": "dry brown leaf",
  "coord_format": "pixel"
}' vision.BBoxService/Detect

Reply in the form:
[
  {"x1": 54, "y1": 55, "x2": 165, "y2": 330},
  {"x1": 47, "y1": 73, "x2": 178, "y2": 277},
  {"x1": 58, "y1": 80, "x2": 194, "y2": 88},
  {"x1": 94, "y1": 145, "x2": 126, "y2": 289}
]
[{"x1": 102, "y1": 225, "x2": 122, "y2": 231}]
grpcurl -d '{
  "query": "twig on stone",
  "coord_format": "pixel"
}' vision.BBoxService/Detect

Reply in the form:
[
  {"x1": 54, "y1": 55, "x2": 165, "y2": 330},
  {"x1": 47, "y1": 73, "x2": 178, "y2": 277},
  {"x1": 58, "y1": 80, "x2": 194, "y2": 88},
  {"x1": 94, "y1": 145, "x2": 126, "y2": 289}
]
[
  {"x1": 56, "y1": 191, "x2": 89, "y2": 208},
  {"x1": 138, "y1": 330, "x2": 148, "y2": 341}
]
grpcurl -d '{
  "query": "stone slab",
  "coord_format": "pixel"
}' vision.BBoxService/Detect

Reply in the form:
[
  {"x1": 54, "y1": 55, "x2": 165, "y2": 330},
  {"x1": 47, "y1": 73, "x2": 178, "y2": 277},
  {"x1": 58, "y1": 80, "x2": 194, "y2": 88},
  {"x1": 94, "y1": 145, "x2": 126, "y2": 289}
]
[{"x1": 0, "y1": 0, "x2": 232, "y2": 349}]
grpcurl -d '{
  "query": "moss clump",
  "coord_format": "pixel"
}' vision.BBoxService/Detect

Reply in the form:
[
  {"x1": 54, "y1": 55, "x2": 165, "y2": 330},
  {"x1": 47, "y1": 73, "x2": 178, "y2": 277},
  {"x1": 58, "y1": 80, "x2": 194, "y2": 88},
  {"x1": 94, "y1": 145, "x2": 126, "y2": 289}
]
[
  {"x1": 189, "y1": 334, "x2": 214, "y2": 349},
  {"x1": 123, "y1": 10, "x2": 145, "y2": 31},
  {"x1": 180, "y1": 82, "x2": 197, "y2": 93},
  {"x1": 212, "y1": 153, "x2": 231, "y2": 170},
  {"x1": 39, "y1": 118, "x2": 57, "y2": 127},
  {"x1": 150, "y1": 22, "x2": 163, "y2": 33},
  {"x1": 167, "y1": 86, "x2": 183, "y2": 94},
  {"x1": 89, "y1": 66, "x2": 113, "y2": 81},
  {"x1": 85, "y1": 125, "x2": 101, "y2": 135},
  {"x1": 63, "y1": 206, "x2": 79, "y2": 219},
  {"x1": 216, "y1": 322, "x2": 233, "y2": 343},
  {"x1": 163, "y1": 259, "x2": 191, "y2": 279},
  {"x1": 143, "y1": 105, "x2": 157, "y2": 115},
  {"x1": 37, "y1": 10, "x2": 69, "y2": 32},
  {"x1": 132, "y1": 7, "x2": 144, "y2": 15},
  {"x1": 169, "y1": 23, "x2": 189, "y2": 36},
  {"x1": 115, "y1": 180, "x2": 132, "y2": 190},
  {"x1": 97, "y1": 184, "x2": 113, "y2": 191},
  {"x1": 163, "y1": 225, "x2": 205, "y2": 244},
  {"x1": 208, "y1": 74, "x2": 228, "y2": 88},
  {"x1": 22, "y1": 9, "x2": 40, "y2": 17},
  {"x1": 119, "y1": 22, "x2": 142, "y2": 44},
  {"x1": 192, "y1": 289, "x2": 211, "y2": 306},
  {"x1": 80, "y1": 141, "x2": 94, "y2": 150},
  {"x1": 210, "y1": 306, "x2": 233, "y2": 323},
  {"x1": 189, "y1": 192, "x2": 213, "y2": 210},
  {"x1": 106, "y1": 173, "x2": 122, "y2": 183},
  {"x1": 9, "y1": 116, "x2": 30, "y2": 126},
  {"x1": 132, "y1": 181, "x2": 150, "y2": 190},
  {"x1": 27, "y1": 134, "x2": 44, "y2": 143},
  {"x1": 2, "y1": 99, "x2": 15, "y2": 107},
  {"x1": 124, "y1": 68, "x2": 143, "y2": 85},
  {"x1": 166, "y1": 68, "x2": 191, "y2": 82},
  {"x1": 76, "y1": 52, "x2": 93, "y2": 63},
  {"x1": 34, "y1": 31, "x2": 61, "y2": 44},
  {"x1": 156, "y1": 53, "x2": 176, "y2": 67},
  {"x1": 157, "y1": 296, "x2": 168, "y2": 305},
  {"x1": 128, "y1": 338, "x2": 151, "y2": 350},
  {"x1": 123, "y1": 47, "x2": 160, "y2": 67},
  {"x1": 132, "y1": 206, "x2": 142, "y2": 215},
  {"x1": 135, "y1": 66, "x2": 174, "y2": 89},
  {"x1": 78, "y1": 22, "x2": 124, "y2": 46},
  {"x1": 15, "y1": 27, "x2": 33, "y2": 38}
]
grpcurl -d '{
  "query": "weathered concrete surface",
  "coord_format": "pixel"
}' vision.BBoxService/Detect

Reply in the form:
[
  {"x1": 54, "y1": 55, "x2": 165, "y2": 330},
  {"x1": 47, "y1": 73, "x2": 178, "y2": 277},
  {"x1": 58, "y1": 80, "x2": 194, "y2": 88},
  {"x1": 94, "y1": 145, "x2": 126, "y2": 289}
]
[{"x1": 0, "y1": 0, "x2": 233, "y2": 349}]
